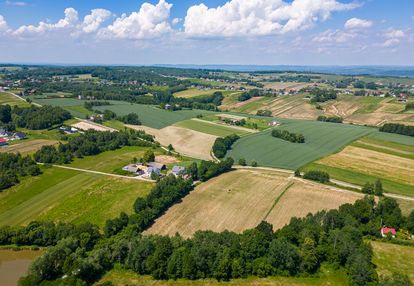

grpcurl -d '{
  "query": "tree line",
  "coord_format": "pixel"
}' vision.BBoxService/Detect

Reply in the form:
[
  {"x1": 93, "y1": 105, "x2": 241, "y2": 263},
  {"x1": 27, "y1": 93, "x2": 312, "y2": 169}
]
[
  {"x1": 212, "y1": 134, "x2": 240, "y2": 158},
  {"x1": 271, "y1": 129, "x2": 305, "y2": 143},
  {"x1": 317, "y1": 116, "x2": 343, "y2": 123},
  {"x1": 309, "y1": 88, "x2": 337, "y2": 103},
  {"x1": 379, "y1": 123, "x2": 414, "y2": 137},
  {"x1": 15, "y1": 195, "x2": 414, "y2": 286},
  {"x1": 0, "y1": 153, "x2": 41, "y2": 191}
]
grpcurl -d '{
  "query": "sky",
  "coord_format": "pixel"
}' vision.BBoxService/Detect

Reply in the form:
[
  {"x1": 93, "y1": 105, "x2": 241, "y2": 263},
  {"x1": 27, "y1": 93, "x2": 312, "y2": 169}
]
[{"x1": 0, "y1": 0, "x2": 413, "y2": 65}]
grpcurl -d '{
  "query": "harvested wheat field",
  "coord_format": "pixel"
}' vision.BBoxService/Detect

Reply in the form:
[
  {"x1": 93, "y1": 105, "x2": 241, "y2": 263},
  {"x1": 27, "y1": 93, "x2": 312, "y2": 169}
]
[
  {"x1": 145, "y1": 169, "x2": 362, "y2": 237},
  {"x1": 259, "y1": 95, "x2": 321, "y2": 120},
  {"x1": 317, "y1": 146, "x2": 414, "y2": 186},
  {"x1": 72, "y1": 121, "x2": 116, "y2": 132},
  {"x1": 145, "y1": 170, "x2": 292, "y2": 237},
  {"x1": 127, "y1": 124, "x2": 216, "y2": 160},
  {"x1": 265, "y1": 179, "x2": 363, "y2": 230},
  {"x1": 155, "y1": 155, "x2": 180, "y2": 164},
  {"x1": 0, "y1": 139, "x2": 58, "y2": 154}
]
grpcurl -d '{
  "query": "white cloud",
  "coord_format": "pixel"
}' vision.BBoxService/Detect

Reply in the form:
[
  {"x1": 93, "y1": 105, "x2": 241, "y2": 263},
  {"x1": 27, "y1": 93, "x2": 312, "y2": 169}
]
[
  {"x1": 5, "y1": 0, "x2": 28, "y2": 6},
  {"x1": 184, "y1": 0, "x2": 358, "y2": 37},
  {"x1": 0, "y1": 15, "x2": 8, "y2": 31},
  {"x1": 172, "y1": 18, "x2": 181, "y2": 25},
  {"x1": 14, "y1": 8, "x2": 78, "y2": 35},
  {"x1": 98, "y1": 0, "x2": 173, "y2": 39},
  {"x1": 384, "y1": 29, "x2": 405, "y2": 39},
  {"x1": 344, "y1": 18, "x2": 373, "y2": 29},
  {"x1": 81, "y1": 9, "x2": 111, "y2": 33},
  {"x1": 312, "y1": 29, "x2": 357, "y2": 43}
]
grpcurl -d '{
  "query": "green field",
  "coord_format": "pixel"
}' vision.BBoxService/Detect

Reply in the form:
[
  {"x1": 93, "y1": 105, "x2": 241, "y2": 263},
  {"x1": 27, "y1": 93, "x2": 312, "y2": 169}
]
[
  {"x1": 372, "y1": 241, "x2": 414, "y2": 283},
  {"x1": 93, "y1": 102, "x2": 215, "y2": 129},
  {"x1": 0, "y1": 167, "x2": 152, "y2": 227},
  {"x1": 367, "y1": 131, "x2": 414, "y2": 147},
  {"x1": 227, "y1": 119, "x2": 374, "y2": 170},
  {"x1": 174, "y1": 119, "x2": 250, "y2": 137},
  {"x1": 0, "y1": 92, "x2": 30, "y2": 107},
  {"x1": 96, "y1": 265, "x2": 348, "y2": 286}
]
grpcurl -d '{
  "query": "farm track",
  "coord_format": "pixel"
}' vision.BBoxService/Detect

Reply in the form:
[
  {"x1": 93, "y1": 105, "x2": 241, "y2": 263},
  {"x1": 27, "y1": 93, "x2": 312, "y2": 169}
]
[{"x1": 36, "y1": 163, "x2": 156, "y2": 182}]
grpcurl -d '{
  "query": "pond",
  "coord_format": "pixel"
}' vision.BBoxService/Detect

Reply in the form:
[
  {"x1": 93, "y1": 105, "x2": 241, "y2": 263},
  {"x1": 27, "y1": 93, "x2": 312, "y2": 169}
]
[{"x1": 0, "y1": 249, "x2": 43, "y2": 286}]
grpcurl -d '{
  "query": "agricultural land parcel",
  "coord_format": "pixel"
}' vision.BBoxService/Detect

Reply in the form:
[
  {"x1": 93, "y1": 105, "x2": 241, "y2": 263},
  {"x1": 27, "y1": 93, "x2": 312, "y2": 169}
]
[
  {"x1": 174, "y1": 118, "x2": 252, "y2": 137},
  {"x1": 0, "y1": 146, "x2": 159, "y2": 227},
  {"x1": 146, "y1": 169, "x2": 362, "y2": 237},
  {"x1": 304, "y1": 135, "x2": 414, "y2": 196},
  {"x1": 0, "y1": 91, "x2": 30, "y2": 107},
  {"x1": 227, "y1": 119, "x2": 374, "y2": 170}
]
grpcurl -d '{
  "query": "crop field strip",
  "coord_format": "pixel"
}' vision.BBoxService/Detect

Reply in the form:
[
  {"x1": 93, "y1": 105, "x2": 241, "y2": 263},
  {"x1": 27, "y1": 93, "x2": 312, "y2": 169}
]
[
  {"x1": 0, "y1": 91, "x2": 30, "y2": 107},
  {"x1": 0, "y1": 139, "x2": 58, "y2": 155},
  {"x1": 227, "y1": 119, "x2": 374, "y2": 170}
]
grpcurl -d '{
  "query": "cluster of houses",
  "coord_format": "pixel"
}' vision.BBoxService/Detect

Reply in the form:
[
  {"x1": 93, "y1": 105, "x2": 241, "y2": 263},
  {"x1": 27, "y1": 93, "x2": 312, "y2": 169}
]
[
  {"x1": 0, "y1": 129, "x2": 26, "y2": 146},
  {"x1": 122, "y1": 162, "x2": 187, "y2": 179}
]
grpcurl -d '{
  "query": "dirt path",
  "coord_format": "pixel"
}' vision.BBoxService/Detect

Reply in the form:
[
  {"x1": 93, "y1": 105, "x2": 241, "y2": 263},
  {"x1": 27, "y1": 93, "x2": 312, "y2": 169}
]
[{"x1": 37, "y1": 163, "x2": 155, "y2": 182}]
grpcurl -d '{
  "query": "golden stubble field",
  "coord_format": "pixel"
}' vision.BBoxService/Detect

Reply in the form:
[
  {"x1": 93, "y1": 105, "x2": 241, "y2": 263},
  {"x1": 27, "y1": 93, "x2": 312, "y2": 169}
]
[
  {"x1": 145, "y1": 169, "x2": 363, "y2": 237},
  {"x1": 127, "y1": 124, "x2": 217, "y2": 160},
  {"x1": 317, "y1": 146, "x2": 414, "y2": 186}
]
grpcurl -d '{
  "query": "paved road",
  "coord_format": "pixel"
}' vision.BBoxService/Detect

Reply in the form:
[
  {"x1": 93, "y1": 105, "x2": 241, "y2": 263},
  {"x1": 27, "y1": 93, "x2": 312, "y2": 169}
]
[{"x1": 37, "y1": 163, "x2": 156, "y2": 182}]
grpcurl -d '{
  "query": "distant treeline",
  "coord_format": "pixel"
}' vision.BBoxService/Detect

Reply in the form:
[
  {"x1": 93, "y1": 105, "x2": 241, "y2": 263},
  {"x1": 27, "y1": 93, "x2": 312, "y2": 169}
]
[
  {"x1": 379, "y1": 123, "x2": 414, "y2": 137},
  {"x1": 271, "y1": 129, "x2": 305, "y2": 143},
  {"x1": 0, "y1": 153, "x2": 40, "y2": 191},
  {"x1": 317, "y1": 116, "x2": 343, "y2": 123},
  {"x1": 0, "y1": 104, "x2": 71, "y2": 130},
  {"x1": 212, "y1": 134, "x2": 240, "y2": 158}
]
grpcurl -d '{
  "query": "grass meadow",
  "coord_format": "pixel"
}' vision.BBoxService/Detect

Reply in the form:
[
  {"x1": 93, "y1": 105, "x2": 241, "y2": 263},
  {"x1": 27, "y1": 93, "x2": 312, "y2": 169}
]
[
  {"x1": 0, "y1": 92, "x2": 30, "y2": 107},
  {"x1": 174, "y1": 119, "x2": 251, "y2": 137}
]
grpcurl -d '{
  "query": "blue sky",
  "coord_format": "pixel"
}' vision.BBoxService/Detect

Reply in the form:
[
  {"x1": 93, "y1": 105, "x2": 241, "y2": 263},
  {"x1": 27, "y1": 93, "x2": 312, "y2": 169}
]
[{"x1": 0, "y1": 0, "x2": 413, "y2": 65}]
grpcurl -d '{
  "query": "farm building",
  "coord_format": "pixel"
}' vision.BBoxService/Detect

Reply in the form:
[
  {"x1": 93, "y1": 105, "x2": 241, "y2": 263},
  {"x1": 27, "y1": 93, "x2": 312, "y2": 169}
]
[
  {"x1": 381, "y1": 227, "x2": 396, "y2": 238},
  {"x1": 14, "y1": 132, "x2": 26, "y2": 140},
  {"x1": 171, "y1": 166, "x2": 186, "y2": 177},
  {"x1": 0, "y1": 128, "x2": 7, "y2": 136},
  {"x1": 0, "y1": 138, "x2": 8, "y2": 146},
  {"x1": 123, "y1": 163, "x2": 163, "y2": 177},
  {"x1": 147, "y1": 162, "x2": 166, "y2": 170}
]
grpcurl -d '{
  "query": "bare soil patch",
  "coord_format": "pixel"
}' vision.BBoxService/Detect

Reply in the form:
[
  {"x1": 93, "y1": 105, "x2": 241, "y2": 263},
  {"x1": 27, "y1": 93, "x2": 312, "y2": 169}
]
[
  {"x1": 72, "y1": 121, "x2": 116, "y2": 132},
  {"x1": 155, "y1": 155, "x2": 180, "y2": 164},
  {"x1": 127, "y1": 125, "x2": 217, "y2": 160}
]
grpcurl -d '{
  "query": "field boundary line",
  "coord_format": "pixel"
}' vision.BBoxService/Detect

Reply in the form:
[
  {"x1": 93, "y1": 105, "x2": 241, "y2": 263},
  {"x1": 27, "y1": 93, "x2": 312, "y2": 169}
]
[
  {"x1": 262, "y1": 181, "x2": 295, "y2": 221},
  {"x1": 36, "y1": 163, "x2": 156, "y2": 182}
]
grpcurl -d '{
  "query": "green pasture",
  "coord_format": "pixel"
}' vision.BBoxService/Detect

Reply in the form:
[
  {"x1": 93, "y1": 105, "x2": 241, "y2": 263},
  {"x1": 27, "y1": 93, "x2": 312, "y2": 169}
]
[
  {"x1": 173, "y1": 88, "x2": 224, "y2": 98},
  {"x1": 352, "y1": 137, "x2": 414, "y2": 160},
  {"x1": 372, "y1": 241, "x2": 414, "y2": 283},
  {"x1": 174, "y1": 119, "x2": 250, "y2": 137},
  {"x1": 367, "y1": 131, "x2": 414, "y2": 146},
  {"x1": 227, "y1": 119, "x2": 374, "y2": 170}
]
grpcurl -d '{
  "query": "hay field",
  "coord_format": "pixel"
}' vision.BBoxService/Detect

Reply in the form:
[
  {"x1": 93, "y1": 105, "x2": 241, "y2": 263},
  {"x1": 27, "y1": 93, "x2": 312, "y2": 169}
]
[
  {"x1": 317, "y1": 146, "x2": 414, "y2": 186},
  {"x1": 72, "y1": 120, "x2": 117, "y2": 132},
  {"x1": 0, "y1": 92, "x2": 30, "y2": 107},
  {"x1": 266, "y1": 179, "x2": 362, "y2": 230},
  {"x1": 372, "y1": 241, "x2": 414, "y2": 283},
  {"x1": 262, "y1": 82, "x2": 313, "y2": 91},
  {"x1": 146, "y1": 169, "x2": 362, "y2": 237},
  {"x1": 127, "y1": 124, "x2": 216, "y2": 160},
  {"x1": 227, "y1": 119, "x2": 374, "y2": 170},
  {"x1": 0, "y1": 139, "x2": 58, "y2": 154},
  {"x1": 145, "y1": 170, "x2": 292, "y2": 237}
]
